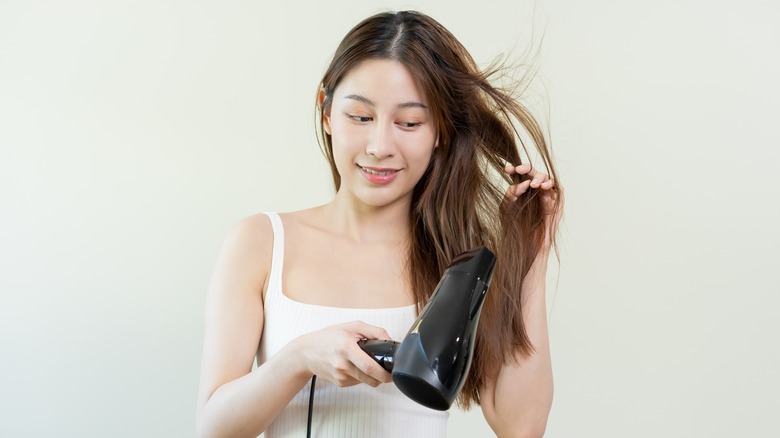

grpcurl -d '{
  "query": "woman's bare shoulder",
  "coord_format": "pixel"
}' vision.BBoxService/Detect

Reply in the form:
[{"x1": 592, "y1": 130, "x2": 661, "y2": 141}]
[
  {"x1": 225, "y1": 213, "x2": 274, "y2": 251},
  {"x1": 223, "y1": 208, "x2": 321, "y2": 268},
  {"x1": 214, "y1": 213, "x2": 278, "y2": 284},
  {"x1": 211, "y1": 213, "x2": 278, "y2": 303}
]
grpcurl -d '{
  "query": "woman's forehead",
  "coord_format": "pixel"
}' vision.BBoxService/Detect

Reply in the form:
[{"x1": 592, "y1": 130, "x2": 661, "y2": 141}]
[{"x1": 333, "y1": 59, "x2": 428, "y2": 107}]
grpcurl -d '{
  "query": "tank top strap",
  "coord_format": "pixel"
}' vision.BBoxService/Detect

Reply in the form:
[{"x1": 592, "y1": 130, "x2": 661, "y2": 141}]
[{"x1": 263, "y1": 212, "x2": 284, "y2": 300}]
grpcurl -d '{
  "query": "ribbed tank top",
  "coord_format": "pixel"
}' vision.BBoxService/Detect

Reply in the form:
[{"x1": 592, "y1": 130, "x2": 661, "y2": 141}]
[{"x1": 258, "y1": 212, "x2": 449, "y2": 438}]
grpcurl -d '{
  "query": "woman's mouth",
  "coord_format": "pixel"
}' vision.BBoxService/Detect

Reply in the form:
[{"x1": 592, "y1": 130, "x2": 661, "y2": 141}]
[
  {"x1": 361, "y1": 166, "x2": 397, "y2": 175},
  {"x1": 359, "y1": 166, "x2": 400, "y2": 184}
]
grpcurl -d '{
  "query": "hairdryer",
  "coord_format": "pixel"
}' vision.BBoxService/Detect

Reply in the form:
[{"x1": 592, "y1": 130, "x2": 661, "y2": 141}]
[{"x1": 358, "y1": 246, "x2": 496, "y2": 411}]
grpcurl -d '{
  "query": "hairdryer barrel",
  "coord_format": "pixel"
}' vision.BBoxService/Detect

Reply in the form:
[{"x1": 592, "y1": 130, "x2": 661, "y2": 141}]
[{"x1": 359, "y1": 246, "x2": 496, "y2": 410}]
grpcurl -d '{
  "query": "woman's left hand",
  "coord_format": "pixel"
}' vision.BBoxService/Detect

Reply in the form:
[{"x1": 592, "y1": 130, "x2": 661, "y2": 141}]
[
  {"x1": 504, "y1": 163, "x2": 555, "y2": 201},
  {"x1": 504, "y1": 162, "x2": 564, "y2": 245}
]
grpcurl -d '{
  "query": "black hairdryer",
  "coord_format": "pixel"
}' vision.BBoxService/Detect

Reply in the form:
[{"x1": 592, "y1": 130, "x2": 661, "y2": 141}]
[{"x1": 358, "y1": 246, "x2": 496, "y2": 411}]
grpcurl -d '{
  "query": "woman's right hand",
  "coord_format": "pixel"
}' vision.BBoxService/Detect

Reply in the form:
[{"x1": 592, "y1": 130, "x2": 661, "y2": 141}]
[{"x1": 291, "y1": 321, "x2": 394, "y2": 388}]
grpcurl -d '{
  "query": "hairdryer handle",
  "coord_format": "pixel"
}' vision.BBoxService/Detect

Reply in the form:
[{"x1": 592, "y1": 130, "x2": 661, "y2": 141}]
[{"x1": 357, "y1": 339, "x2": 399, "y2": 372}]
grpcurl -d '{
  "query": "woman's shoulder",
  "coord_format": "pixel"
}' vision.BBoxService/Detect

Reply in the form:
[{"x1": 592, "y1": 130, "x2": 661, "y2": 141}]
[
  {"x1": 226, "y1": 213, "x2": 274, "y2": 247},
  {"x1": 212, "y1": 214, "x2": 274, "y2": 282},
  {"x1": 207, "y1": 213, "x2": 279, "y2": 306},
  {"x1": 225, "y1": 208, "x2": 320, "y2": 251}
]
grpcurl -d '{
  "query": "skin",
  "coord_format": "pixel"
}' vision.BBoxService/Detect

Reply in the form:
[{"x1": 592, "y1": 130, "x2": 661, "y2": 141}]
[{"x1": 196, "y1": 59, "x2": 561, "y2": 438}]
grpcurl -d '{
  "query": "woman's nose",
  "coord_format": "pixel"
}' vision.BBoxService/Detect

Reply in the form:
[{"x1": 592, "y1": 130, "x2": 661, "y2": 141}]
[{"x1": 366, "y1": 122, "x2": 396, "y2": 158}]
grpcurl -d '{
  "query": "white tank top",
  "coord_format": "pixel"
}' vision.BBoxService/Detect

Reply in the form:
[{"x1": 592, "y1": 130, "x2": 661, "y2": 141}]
[{"x1": 258, "y1": 212, "x2": 449, "y2": 438}]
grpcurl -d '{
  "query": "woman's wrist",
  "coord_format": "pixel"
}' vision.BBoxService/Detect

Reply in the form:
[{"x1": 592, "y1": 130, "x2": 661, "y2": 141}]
[{"x1": 271, "y1": 336, "x2": 315, "y2": 382}]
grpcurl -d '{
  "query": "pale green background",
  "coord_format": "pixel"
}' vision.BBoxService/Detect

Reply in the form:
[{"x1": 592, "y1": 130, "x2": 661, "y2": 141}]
[{"x1": 1, "y1": 0, "x2": 778, "y2": 437}]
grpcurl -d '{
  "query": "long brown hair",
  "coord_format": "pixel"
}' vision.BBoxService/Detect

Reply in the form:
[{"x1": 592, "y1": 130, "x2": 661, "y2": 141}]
[{"x1": 317, "y1": 10, "x2": 561, "y2": 408}]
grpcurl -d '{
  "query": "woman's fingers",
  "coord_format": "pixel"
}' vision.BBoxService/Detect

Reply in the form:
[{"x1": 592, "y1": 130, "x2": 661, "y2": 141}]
[
  {"x1": 346, "y1": 321, "x2": 394, "y2": 384},
  {"x1": 527, "y1": 167, "x2": 549, "y2": 188},
  {"x1": 334, "y1": 360, "x2": 380, "y2": 388},
  {"x1": 299, "y1": 321, "x2": 394, "y2": 387},
  {"x1": 506, "y1": 163, "x2": 550, "y2": 187},
  {"x1": 504, "y1": 163, "x2": 555, "y2": 201},
  {"x1": 512, "y1": 179, "x2": 532, "y2": 197},
  {"x1": 505, "y1": 162, "x2": 556, "y2": 201},
  {"x1": 348, "y1": 321, "x2": 392, "y2": 343},
  {"x1": 348, "y1": 349, "x2": 389, "y2": 386},
  {"x1": 505, "y1": 162, "x2": 532, "y2": 175},
  {"x1": 515, "y1": 163, "x2": 533, "y2": 175}
]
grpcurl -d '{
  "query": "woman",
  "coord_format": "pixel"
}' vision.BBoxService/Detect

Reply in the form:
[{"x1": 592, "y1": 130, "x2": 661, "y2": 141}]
[{"x1": 197, "y1": 10, "x2": 562, "y2": 438}]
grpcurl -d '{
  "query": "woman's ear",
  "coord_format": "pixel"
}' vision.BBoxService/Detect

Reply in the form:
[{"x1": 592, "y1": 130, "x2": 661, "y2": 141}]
[{"x1": 318, "y1": 88, "x2": 332, "y2": 135}]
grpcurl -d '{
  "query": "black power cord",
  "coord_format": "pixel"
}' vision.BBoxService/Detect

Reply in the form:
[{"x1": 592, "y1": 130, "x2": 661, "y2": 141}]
[{"x1": 306, "y1": 375, "x2": 317, "y2": 438}]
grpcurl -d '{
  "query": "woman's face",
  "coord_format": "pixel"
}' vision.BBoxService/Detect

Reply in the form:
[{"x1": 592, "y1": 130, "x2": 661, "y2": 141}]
[{"x1": 324, "y1": 59, "x2": 437, "y2": 210}]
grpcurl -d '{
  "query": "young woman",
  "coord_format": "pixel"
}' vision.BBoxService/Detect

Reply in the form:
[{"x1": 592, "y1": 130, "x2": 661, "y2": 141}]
[{"x1": 197, "y1": 10, "x2": 562, "y2": 438}]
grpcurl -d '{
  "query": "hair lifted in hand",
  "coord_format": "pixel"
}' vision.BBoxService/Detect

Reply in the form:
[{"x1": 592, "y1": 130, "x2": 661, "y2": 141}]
[{"x1": 317, "y1": 10, "x2": 560, "y2": 408}]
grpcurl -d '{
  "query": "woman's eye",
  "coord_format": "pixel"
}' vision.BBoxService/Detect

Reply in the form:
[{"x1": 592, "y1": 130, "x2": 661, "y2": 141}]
[
  {"x1": 398, "y1": 122, "x2": 422, "y2": 129},
  {"x1": 347, "y1": 114, "x2": 372, "y2": 122}
]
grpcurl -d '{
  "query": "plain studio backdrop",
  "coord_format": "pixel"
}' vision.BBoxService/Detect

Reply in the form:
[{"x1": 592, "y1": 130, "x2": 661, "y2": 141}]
[{"x1": 1, "y1": 0, "x2": 778, "y2": 436}]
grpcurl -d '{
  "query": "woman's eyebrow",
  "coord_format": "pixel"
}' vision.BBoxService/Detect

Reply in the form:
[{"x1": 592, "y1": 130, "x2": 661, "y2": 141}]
[{"x1": 344, "y1": 94, "x2": 428, "y2": 109}]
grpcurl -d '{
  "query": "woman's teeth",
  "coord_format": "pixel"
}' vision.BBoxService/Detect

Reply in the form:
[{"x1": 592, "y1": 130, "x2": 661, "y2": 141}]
[{"x1": 362, "y1": 167, "x2": 395, "y2": 175}]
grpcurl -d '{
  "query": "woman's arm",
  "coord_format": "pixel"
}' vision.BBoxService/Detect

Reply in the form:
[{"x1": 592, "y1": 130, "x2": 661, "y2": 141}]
[
  {"x1": 482, "y1": 166, "x2": 562, "y2": 437},
  {"x1": 196, "y1": 215, "x2": 310, "y2": 438},
  {"x1": 480, "y1": 249, "x2": 554, "y2": 438},
  {"x1": 196, "y1": 215, "x2": 393, "y2": 438}
]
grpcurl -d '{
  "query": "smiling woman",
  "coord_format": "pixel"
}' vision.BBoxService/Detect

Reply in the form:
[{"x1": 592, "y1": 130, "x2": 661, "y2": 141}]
[
  {"x1": 322, "y1": 59, "x2": 438, "y2": 209},
  {"x1": 196, "y1": 10, "x2": 562, "y2": 438}
]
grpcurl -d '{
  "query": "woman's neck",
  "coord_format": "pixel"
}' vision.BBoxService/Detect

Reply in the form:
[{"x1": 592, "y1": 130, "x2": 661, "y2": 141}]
[{"x1": 320, "y1": 193, "x2": 412, "y2": 245}]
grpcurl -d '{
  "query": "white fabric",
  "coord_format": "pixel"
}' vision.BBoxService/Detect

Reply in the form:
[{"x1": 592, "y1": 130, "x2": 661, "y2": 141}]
[{"x1": 258, "y1": 212, "x2": 449, "y2": 438}]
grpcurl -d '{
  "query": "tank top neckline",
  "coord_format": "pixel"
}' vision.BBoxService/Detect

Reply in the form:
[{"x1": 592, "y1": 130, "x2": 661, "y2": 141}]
[{"x1": 264, "y1": 212, "x2": 417, "y2": 314}]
